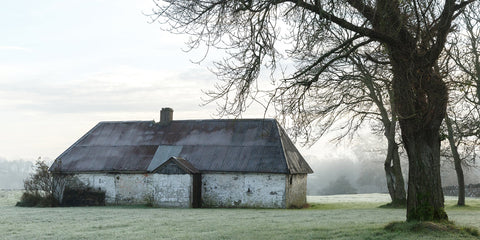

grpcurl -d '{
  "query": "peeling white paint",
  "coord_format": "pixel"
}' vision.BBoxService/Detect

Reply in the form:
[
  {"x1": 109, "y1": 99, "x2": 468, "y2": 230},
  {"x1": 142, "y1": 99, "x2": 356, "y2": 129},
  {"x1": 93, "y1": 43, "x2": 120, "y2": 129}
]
[
  {"x1": 74, "y1": 174, "x2": 116, "y2": 203},
  {"x1": 201, "y1": 173, "x2": 286, "y2": 208},
  {"x1": 66, "y1": 172, "x2": 307, "y2": 208},
  {"x1": 70, "y1": 173, "x2": 192, "y2": 206},
  {"x1": 151, "y1": 174, "x2": 192, "y2": 208},
  {"x1": 114, "y1": 174, "x2": 150, "y2": 204}
]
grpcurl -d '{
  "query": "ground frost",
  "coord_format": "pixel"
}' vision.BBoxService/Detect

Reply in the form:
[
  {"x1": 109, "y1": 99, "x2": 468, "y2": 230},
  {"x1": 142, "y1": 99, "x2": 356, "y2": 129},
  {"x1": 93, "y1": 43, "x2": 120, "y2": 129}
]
[{"x1": 1, "y1": 191, "x2": 479, "y2": 239}]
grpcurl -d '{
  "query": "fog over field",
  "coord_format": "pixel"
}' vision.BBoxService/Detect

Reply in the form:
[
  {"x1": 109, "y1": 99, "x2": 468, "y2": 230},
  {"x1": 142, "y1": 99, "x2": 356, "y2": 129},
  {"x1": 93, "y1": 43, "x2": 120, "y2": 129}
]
[
  {"x1": 2, "y1": 132, "x2": 478, "y2": 194},
  {"x1": 0, "y1": 158, "x2": 33, "y2": 189}
]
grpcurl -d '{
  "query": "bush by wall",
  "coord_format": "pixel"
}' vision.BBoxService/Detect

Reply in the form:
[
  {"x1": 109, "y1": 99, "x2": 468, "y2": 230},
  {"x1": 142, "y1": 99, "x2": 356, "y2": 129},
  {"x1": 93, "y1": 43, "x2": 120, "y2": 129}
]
[
  {"x1": 16, "y1": 159, "x2": 59, "y2": 207},
  {"x1": 61, "y1": 187, "x2": 105, "y2": 206}
]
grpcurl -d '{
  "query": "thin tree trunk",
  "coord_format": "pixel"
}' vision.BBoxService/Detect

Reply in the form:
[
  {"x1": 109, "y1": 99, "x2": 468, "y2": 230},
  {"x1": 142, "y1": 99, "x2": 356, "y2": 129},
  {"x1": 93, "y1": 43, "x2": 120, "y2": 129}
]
[
  {"x1": 383, "y1": 116, "x2": 406, "y2": 206},
  {"x1": 358, "y1": 61, "x2": 407, "y2": 206},
  {"x1": 385, "y1": 142, "x2": 407, "y2": 206},
  {"x1": 445, "y1": 115, "x2": 466, "y2": 206}
]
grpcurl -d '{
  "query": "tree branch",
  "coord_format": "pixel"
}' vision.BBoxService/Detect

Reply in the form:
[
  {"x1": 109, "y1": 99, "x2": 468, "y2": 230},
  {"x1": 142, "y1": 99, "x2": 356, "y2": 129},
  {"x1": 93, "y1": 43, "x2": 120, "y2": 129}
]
[{"x1": 289, "y1": 0, "x2": 398, "y2": 44}]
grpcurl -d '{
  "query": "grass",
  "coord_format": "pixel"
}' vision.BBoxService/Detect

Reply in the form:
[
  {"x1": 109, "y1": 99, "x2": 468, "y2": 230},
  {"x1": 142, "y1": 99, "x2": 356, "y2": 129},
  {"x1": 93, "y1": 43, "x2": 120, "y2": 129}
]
[
  {"x1": 385, "y1": 221, "x2": 479, "y2": 238},
  {"x1": 1, "y1": 190, "x2": 479, "y2": 239}
]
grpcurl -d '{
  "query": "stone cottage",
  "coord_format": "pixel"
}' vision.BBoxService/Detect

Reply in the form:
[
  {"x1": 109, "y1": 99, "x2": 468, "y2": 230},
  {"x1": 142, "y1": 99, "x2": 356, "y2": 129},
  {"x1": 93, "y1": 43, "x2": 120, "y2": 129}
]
[{"x1": 50, "y1": 108, "x2": 313, "y2": 208}]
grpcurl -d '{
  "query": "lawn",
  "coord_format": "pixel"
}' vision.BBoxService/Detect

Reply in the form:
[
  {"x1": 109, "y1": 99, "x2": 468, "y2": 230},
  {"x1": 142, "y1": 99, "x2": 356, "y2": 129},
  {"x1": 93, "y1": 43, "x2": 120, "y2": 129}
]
[{"x1": 1, "y1": 190, "x2": 479, "y2": 240}]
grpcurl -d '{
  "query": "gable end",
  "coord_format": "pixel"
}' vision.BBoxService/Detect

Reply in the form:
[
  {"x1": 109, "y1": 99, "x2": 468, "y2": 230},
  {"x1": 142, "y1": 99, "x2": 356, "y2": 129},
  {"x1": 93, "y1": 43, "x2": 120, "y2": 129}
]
[
  {"x1": 155, "y1": 161, "x2": 188, "y2": 174},
  {"x1": 152, "y1": 157, "x2": 199, "y2": 174}
]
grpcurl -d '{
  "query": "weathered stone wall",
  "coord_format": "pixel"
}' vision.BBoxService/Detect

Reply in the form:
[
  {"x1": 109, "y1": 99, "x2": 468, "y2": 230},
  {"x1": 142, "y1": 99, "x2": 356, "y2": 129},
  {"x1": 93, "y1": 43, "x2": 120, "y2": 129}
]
[
  {"x1": 201, "y1": 173, "x2": 286, "y2": 208},
  {"x1": 114, "y1": 174, "x2": 150, "y2": 204},
  {"x1": 71, "y1": 173, "x2": 192, "y2": 206},
  {"x1": 74, "y1": 174, "x2": 117, "y2": 203},
  {"x1": 151, "y1": 174, "x2": 192, "y2": 208},
  {"x1": 285, "y1": 174, "x2": 307, "y2": 208},
  {"x1": 68, "y1": 172, "x2": 299, "y2": 208}
]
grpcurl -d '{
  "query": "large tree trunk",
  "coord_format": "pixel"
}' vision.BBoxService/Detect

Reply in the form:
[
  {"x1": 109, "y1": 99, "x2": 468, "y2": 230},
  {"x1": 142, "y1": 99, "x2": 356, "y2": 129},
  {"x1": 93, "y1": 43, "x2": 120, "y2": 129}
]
[
  {"x1": 402, "y1": 126, "x2": 447, "y2": 221},
  {"x1": 390, "y1": 53, "x2": 449, "y2": 221},
  {"x1": 445, "y1": 115, "x2": 466, "y2": 206}
]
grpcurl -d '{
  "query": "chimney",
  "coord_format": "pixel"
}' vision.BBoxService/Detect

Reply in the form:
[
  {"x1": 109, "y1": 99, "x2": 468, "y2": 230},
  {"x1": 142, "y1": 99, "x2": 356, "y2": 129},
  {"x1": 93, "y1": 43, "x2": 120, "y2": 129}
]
[{"x1": 160, "y1": 108, "x2": 174, "y2": 124}]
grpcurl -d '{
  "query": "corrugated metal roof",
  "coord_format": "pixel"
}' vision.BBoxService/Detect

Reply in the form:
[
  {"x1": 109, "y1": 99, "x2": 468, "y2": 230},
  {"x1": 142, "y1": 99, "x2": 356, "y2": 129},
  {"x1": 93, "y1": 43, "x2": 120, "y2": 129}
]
[{"x1": 50, "y1": 119, "x2": 313, "y2": 174}]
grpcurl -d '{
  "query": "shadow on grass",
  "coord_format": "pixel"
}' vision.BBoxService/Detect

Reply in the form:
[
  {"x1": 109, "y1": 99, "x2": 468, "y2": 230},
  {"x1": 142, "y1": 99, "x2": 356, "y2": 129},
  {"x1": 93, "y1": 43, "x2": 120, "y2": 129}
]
[
  {"x1": 446, "y1": 204, "x2": 480, "y2": 212},
  {"x1": 306, "y1": 202, "x2": 387, "y2": 210},
  {"x1": 378, "y1": 202, "x2": 406, "y2": 209}
]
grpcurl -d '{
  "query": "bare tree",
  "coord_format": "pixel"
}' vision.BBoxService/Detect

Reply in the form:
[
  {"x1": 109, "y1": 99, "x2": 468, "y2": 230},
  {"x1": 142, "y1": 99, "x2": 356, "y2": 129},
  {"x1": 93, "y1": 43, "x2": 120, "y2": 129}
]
[
  {"x1": 151, "y1": 0, "x2": 476, "y2": 221},
  {"x1": 444, "y1": 112, "x2": 466, "y2": 206},
  {"x1": 443, "y1": 1, "x2": 480, "y2": 206},
  {"x1": 297, "y1": 35, "x2": 408, "y2": 206},
  {"x1": 443, "y1": 95, "x2": 479, "y2": 206},
  {"x1": 23, "y1": 159, "x2": 53, "y2": 197},
  {"x1": 17, "y1": 158, "x2": 70, "y2": 207},
  {"x1": 349, "y1": 53, "x2": 407, "y2": 206},
  {"x1": 449, "y1": 2, "x2": 480, "y2": 108}
]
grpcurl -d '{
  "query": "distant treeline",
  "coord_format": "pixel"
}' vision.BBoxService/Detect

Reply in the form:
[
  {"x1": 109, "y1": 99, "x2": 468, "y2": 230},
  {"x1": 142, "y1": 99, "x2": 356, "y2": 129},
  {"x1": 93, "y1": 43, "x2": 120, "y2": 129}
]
[
  {"x1": 306, "y1": 155, "x2": 388, "y2": 196},
  {"x1": 305, "y1": 145, "x2": 480, "y2": 196},
  {"x1": 0, "y1": 158, "x2": 34, "y2": 189},
  {"x1": 444, "y1": 184, "x2": 480, "y2": 198}
]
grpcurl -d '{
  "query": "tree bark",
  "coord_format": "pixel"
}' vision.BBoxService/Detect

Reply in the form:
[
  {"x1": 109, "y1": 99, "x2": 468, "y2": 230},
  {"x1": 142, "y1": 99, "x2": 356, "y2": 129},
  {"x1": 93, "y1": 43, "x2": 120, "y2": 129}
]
[
  {"x1": 445, "y1": 115, "x2": 466, "y2": 206},
  {"x1": 403, "y1": 128, "x2": 447, "y2": 221},
  {"x1": 383, "y1": 114, "x2": 406, "y2": 206},
  {"x1": 390, "y1": 50, "x2": 449, "y2": 221},
  {"x1": 384, "y1": 139, "x2": 407, "y2": 206}
]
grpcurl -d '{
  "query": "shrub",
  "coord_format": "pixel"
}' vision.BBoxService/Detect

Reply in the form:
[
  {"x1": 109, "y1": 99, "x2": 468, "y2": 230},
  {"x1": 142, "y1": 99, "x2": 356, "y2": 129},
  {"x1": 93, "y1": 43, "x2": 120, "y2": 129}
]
[
  {"x1": 15, "y1": 192, "x2": 44, "y2": 207},
  {"x1": 16, "y1": 158, "x2": 67, "y2": 207},
  {"x1": 62, "y1": 187, "x2": 105, "y2": 206},
  {"x1": 144, "y1": 194, "x2": 154, "y2": 207}
]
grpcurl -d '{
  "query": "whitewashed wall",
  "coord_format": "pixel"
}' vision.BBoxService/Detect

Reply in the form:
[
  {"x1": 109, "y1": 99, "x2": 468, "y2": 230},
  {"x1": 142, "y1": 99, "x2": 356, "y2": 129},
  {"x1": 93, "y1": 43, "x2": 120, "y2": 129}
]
[
  {"x1": 74, "y1": 174, "x2": 117, "y2": 203},
  {"x1": 68, "y1": 172, "x2": 306, "y2": 208},
  {"x1": 71, "y1": 173, "x2": 192, "y2": 206},
  {"x1": 151, "y1": 174, "x2": 192, "y2": 208},
  {"x1": 114, "y1": 174, "x2": 150, "y2": 204},
  {"x1": 202, "y1": 173, "x2": 286, "y2": 208}
]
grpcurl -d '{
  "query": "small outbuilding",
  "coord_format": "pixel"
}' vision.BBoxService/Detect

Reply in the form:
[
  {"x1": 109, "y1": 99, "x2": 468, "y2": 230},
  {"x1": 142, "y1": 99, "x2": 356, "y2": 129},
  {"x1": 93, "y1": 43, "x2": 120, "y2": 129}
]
[{"x1": 50, "y1": 108, "x2": 313, "y2": 208}]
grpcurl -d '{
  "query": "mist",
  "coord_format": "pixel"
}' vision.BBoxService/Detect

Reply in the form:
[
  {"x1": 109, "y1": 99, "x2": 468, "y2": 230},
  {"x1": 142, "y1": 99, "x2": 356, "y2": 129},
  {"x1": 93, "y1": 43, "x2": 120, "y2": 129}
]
[
  {"x1": 0, "y1": 157, "x2": 33, "y2": 189},
  {"x1": 306, "y1": 132, "x2": 480, "y2": 196},
  {"x1": 1, "y1": 131, "x2": 478, "y2": 193},
  {"x1": 306, "y1": 154, "x2": 388, "y2": 196}
]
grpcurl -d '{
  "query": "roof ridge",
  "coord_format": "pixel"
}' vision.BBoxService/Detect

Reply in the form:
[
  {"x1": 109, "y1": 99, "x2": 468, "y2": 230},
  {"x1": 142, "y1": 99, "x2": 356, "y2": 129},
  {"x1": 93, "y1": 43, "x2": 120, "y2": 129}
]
[
  {"x1": 99, "y1": 120, "x2": 154, "y2": 123},
  {"x1": 274, "y1": 120, "x2": 291, "y2": 174},
  {"x1": 97, "y1": 118, "x2": 276, "y2": 124},
  {"x1": 76, "y1": 144, "x2": 279, "y2": 147}
]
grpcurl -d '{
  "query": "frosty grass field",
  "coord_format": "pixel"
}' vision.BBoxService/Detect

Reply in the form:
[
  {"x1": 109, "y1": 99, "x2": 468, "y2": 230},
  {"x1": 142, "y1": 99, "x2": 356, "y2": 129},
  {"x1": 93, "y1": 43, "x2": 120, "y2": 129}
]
[{"x1": 1, "y1": 190, "x2": 479, "y2": 240}]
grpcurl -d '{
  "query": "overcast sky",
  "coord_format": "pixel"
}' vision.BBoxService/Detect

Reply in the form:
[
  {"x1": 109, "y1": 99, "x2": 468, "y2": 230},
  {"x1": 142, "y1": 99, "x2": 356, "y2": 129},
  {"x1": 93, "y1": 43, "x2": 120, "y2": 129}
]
[{"x1": 0, "y1": 0, "x2": 350, "y2": 161}]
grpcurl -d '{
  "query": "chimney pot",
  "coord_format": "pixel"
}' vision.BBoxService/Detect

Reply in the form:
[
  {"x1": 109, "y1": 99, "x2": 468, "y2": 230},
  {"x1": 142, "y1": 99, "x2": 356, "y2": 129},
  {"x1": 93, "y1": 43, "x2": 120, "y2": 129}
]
[{"x1": 160, "y1": 108, "x2": 174, "y2": 124}]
